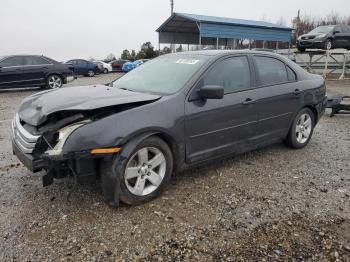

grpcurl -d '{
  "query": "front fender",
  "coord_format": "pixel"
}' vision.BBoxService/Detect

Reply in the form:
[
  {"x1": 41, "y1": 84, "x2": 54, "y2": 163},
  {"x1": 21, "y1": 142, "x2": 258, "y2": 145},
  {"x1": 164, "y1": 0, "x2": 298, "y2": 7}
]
[{"x1": 61, "y1": 95, "x2": 185, "y2": 154}]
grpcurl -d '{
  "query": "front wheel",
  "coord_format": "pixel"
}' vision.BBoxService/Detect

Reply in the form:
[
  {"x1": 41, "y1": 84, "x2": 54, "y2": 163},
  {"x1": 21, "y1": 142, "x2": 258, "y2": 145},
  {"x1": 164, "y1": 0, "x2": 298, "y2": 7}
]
[
  {"x1": 46, "y1": 74, "x2": 63, "y2": 89},
  {"x1": 325, "y1": 39, "x2": 333, "y2": 50},
  {"x1": 285, "y1": 108, "x2": 315, "y2": 149},
  {"x1": 101, "y1": 136, "x2": 173, "y2": 206},
  {"x1": 103, "y1": 68, "x2": 108, "y2": 74}
]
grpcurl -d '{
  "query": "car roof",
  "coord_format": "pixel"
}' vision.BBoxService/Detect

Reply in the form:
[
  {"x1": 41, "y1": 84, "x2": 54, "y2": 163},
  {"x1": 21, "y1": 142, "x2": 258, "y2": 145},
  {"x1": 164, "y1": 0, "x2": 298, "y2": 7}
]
[
  {"x1": 165, "y1": 49, "x2": 286, "y2": 58},
  {"x1": 0, "y1": 55, "x2": 58, "y2": 63}
]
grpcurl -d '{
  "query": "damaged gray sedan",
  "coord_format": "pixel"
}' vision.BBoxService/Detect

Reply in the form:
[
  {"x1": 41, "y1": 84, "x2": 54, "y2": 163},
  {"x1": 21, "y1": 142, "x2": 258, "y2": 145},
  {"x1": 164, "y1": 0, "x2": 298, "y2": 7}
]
[{"x1": 12, "y1": 50, "x2": 327, "y2": 206}]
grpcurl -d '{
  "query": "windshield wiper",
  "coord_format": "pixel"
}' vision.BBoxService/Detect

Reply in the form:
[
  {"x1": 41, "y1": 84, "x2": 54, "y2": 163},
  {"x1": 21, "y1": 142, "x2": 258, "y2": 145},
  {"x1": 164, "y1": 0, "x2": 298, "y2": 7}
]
[{"x1": 118, "y1": 87, "x2": 134, "y2": 92}]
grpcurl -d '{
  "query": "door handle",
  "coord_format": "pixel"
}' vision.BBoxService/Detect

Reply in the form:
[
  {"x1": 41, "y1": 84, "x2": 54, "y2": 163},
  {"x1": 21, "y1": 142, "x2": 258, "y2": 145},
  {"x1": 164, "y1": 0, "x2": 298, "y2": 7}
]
[
  {"x1": 242, "y1": 98, "x2": 256, "y2": 105},
  {"x1": 293, "y1": 89, "x2": 302, "y2": 95}
]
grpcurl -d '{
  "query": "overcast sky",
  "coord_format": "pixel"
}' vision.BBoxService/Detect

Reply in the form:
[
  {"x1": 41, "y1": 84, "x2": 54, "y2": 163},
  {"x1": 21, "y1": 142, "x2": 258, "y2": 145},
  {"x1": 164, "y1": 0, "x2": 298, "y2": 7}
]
[{"x1": 1, "y1": 0, "x2": 349, "y2": 61}]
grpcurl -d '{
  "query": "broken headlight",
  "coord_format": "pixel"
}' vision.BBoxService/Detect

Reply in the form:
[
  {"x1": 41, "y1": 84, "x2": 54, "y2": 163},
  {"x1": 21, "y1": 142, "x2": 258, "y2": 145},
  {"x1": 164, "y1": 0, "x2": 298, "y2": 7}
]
[{"x1": 45, "y1": 121, "x2": 89, "y2": 156}]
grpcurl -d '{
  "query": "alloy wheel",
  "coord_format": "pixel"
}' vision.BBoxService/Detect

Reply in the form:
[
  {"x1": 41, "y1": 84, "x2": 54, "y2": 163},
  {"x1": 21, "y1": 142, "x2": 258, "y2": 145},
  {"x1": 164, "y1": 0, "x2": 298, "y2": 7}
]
[
  {"x1": 295, "y1": 113, "x2": 312, "y2": 144},
  {"x1": 48, "y1": 75, "x2": 62, "y2": 89},
  {"x1": 124, "y1": 147, "x2": 166, "y2": 196}
]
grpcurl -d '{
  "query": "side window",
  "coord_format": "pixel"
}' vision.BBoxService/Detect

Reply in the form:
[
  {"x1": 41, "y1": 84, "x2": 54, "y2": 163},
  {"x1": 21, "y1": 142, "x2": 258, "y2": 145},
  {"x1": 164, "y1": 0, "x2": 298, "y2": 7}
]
[
  {"x1": 341, "y1": 26, "x2": 349, "y2": 33},
  {"x1": 24, "y1": 56, "x2": 51, "y2": 65},
  {"x1": 286, "y1": 66, "x2": 297, "y2": 81},
  {"x1": 334, "y1": 26, "x2": 342, "y2": 33},
  {"x1": 254, "y1": 56, "x2": 288, "y2": 86},
  {"x1": 202, "y1": 56, "x2": 251, "y2": 94},
  {"x1": 0, "y1": 56, "x2": 24, "y2": 67}
]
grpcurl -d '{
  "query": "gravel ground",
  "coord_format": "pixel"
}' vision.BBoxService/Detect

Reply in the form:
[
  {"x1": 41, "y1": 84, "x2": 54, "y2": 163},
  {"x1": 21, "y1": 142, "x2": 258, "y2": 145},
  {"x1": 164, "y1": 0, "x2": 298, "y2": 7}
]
[{"x1": 0, "y1": 74, "x2": 349, "y2": 261}]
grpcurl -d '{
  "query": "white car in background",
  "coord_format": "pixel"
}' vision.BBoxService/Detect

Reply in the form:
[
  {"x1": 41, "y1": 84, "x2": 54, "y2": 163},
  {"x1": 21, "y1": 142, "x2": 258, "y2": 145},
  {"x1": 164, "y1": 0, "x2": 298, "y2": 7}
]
[{"x1": 94, "y1": 61, "x2": 112, "y2": 74}]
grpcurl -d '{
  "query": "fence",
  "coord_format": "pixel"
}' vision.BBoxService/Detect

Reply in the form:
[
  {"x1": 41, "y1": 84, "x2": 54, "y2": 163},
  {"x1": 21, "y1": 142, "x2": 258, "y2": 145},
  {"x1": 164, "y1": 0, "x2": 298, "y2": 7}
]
[{"x1": 278, "y1": 49, "x2": 350, "y2": 80}]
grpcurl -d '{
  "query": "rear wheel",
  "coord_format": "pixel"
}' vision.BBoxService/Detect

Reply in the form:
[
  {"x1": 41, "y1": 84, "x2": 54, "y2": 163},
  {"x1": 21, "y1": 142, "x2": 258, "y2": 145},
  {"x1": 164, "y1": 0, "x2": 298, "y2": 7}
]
[
  {"x1": 285, "y1": 108, "x2": 315, "y2": 149},
  {"x1": 46, "y1": 74, "x2": 63, "y2": 89}
]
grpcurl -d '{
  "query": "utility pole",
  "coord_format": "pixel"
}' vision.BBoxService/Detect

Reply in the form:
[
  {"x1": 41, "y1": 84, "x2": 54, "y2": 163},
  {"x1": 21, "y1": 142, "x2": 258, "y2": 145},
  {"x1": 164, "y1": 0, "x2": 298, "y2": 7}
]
[
  {"x1": 170, "y1": 0, "x2": 175, "y2": 52},
  {"x1": 296, "y1": 9, "x2": 300, "y2": 38},
  {"x1": 170, "y1": 0, "x2": 174, "y2": 15}
]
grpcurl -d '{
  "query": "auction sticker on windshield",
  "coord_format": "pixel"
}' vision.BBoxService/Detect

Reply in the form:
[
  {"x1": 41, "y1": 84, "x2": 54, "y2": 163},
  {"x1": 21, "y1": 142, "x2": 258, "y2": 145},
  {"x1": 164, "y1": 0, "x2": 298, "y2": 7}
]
[{"x1": 176, "y1": 59, "x2": 199, "y2": 65}]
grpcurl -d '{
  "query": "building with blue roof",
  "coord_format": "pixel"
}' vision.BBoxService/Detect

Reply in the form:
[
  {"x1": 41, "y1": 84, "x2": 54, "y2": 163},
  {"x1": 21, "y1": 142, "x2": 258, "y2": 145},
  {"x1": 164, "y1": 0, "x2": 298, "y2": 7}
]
[{"x1": 156, "y1": 12, "x2": 293, "y2": 49}]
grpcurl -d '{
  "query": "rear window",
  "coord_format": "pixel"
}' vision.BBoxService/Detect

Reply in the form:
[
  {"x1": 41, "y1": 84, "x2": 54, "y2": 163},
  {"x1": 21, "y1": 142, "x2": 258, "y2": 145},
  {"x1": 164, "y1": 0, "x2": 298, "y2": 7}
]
[
  {"x1": 254, "y1": 56, "x2": 289, "y2": 86},
  {"x1": 286, "y1": 66, "x2": 297, "y2": 81}
]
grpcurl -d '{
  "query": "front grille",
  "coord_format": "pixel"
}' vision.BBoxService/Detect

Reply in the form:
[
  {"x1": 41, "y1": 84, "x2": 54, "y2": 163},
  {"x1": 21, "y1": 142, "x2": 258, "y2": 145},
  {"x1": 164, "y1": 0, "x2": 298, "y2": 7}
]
[
  {"x1": 12, "y1": 114, "x2": 40, "y2": 154},
  {"x1": 300, "y1": 41, "x2": 313, "y2": 46},
  {"x1": 301, "y1": 36, "x2": 315, "y2": 40}
]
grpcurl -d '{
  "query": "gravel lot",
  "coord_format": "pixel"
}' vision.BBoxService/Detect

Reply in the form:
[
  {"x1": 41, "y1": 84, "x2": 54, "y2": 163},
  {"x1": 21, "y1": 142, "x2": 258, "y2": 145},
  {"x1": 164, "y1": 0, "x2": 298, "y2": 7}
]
[{"x1": 0, "y1": 73, "x2": 349, "y2": 261}]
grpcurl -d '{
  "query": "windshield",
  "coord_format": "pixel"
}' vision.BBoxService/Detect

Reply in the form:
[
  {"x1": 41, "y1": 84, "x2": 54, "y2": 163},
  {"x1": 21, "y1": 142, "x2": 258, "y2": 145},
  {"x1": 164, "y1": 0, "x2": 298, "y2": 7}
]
[
  {"x1": 112, "y1": 55, "x2": 209, "y2": 94},
  {"x1": 309, "y1": 26, "x2": 334, "y2": 34}
]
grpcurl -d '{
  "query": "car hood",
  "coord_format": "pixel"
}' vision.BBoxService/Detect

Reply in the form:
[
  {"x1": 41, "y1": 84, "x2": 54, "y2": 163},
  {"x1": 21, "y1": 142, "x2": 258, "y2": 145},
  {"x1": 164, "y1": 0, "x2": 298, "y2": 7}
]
[{"x1": 18, "y1": 85, "x2": 161, "y2": 126}]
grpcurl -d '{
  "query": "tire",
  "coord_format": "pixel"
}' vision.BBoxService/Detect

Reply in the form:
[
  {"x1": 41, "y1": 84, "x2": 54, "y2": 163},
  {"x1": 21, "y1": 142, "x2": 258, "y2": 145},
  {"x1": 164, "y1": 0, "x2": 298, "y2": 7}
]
[
  {"x1": 102, "y1": 136, "x2": 173, "y2": 206},
  {"x1": 285, "y1": 108, "x2": 315, "y2": 149},
  {"x1": 103, "y1": 68, "x2": 108, "y2": 74},
  {"x1": 325, "y1": 39, "x2": 333, "y2": 50},
  {"x1": 87, "y1": 70, "x2": 95, "y2": 77},
  {"x1": 46, "y1": 74, "x2": 63, "y2": 89}
]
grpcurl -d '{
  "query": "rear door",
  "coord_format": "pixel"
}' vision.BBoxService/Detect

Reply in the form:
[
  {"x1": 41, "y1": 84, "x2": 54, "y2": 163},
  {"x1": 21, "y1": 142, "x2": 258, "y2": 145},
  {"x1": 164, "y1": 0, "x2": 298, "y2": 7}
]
[
  {"x1": 253, "y1": 55, "x2": 301, "y2": 142},
  {"x1": 0, "y1": 56, "x2": 25, "y2": 89},
  {"x1": 21, "y1": 56, "x2": 52, "y2": 86},
  {"x1": 185, "y1": 55, "x2": 259, "y2": 163},
  {"x1": 76, "y1": 60, "x2": 88, "y2": 75}
]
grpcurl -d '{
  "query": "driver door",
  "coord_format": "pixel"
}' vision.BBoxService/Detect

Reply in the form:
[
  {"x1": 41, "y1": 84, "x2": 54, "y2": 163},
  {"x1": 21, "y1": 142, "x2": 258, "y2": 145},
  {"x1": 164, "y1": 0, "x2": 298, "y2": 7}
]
[
  {"x1": 333, "y1": 26, "x2": 347, "y2": 48},
  {"x1": 184, "y1": 56, "x2": 259, "y2": 163}
]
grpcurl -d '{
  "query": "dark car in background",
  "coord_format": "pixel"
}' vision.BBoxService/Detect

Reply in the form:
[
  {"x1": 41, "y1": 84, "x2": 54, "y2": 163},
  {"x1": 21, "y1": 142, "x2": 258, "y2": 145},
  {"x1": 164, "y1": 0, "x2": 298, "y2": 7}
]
[
  {"x1": 297, "y1": 25, "x2": 350, "y2": 52},
  {"x1": 110, "y1": 59, "x2": 129, "y2": 72},
  {"x1": 0, "y1": 55, "x2": 75, "y2": 89},
  {"x1": 12, "y1": 50, "x2": 326, "y2": 207},
  {"x1": 65, "y1": 59, "x2": 101, "y2": 77}
]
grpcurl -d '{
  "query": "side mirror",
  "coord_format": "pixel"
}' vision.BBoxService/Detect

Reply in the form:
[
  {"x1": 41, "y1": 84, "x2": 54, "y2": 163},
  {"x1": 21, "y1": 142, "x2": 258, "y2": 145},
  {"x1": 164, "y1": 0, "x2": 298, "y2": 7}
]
[
  {"x1": 334, "y1": 30, "x2": 340, "y2": 34},
  {"x1": 199, "y1": 85, "x2": 224, "y2": 99}
]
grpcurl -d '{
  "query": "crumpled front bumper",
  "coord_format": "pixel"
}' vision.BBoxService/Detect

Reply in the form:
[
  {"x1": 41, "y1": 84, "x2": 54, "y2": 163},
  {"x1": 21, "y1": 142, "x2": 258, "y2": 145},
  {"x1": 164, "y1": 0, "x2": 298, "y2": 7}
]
[{"x1": 12, "y1": 139, "x2": 47, "y2": 172}]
